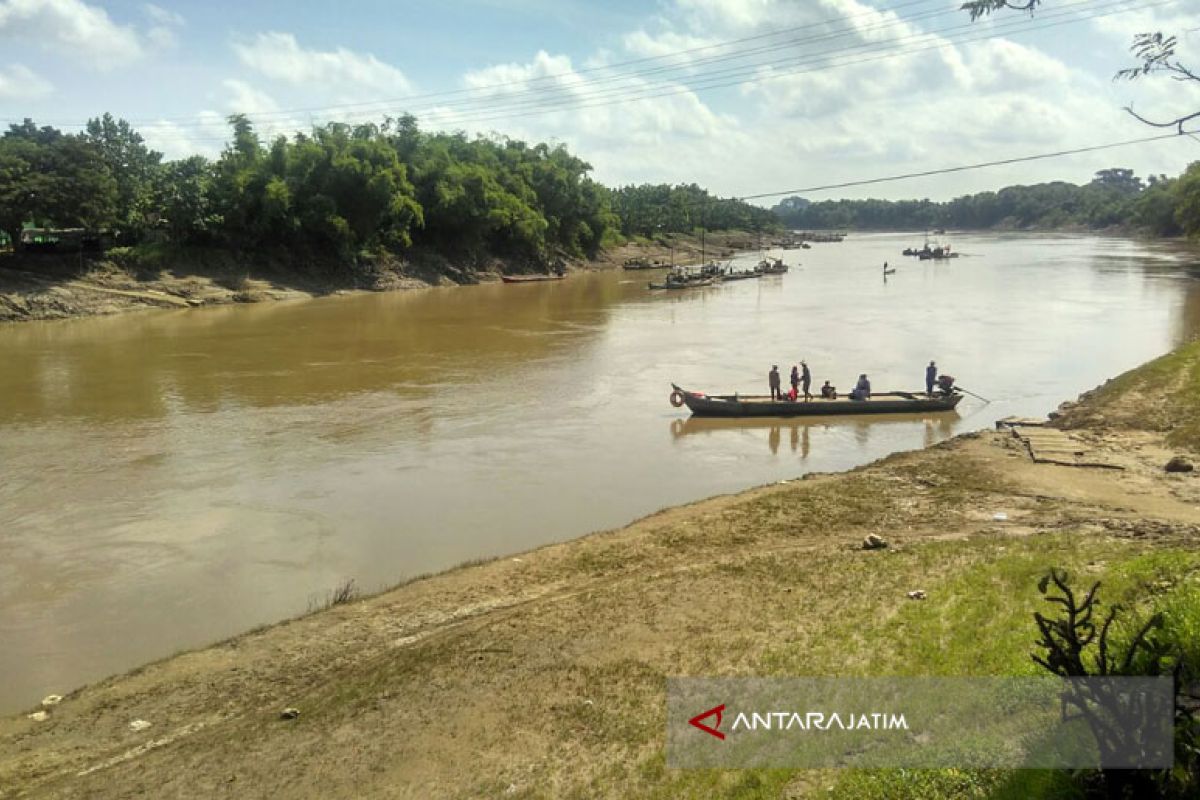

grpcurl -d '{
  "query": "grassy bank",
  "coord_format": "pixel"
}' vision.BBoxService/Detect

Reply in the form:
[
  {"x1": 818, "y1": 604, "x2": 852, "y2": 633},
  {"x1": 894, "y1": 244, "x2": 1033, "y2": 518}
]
[
  {"x1": 0, "y1": 230, "x2": 750, "y2": 324},
  {"x1": 3, "y1": 344, "x2": 1199, "y2": 798}
]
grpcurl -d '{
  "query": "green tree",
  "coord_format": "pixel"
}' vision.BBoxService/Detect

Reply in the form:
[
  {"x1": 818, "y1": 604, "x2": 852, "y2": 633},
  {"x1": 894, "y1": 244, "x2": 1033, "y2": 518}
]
[
  {"x1": 84, "y1": 113, "x2": 163, "y2": 243},
  {"x1": 1, "y1": 120, "x2": 117, "y2": 241},
  {"x1": 1172, "y1": 162, "x2": 1200, "y2": 238}
]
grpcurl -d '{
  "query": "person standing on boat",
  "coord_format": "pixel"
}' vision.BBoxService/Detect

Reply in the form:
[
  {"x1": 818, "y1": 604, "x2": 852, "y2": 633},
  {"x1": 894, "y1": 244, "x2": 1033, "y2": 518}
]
[
  {"x1": 769, "y1": 365, "x2": 781, "y2": 400},
  {"x1": 789, "y1": 365, "x2": 800, "y2": 397},
  {"x1": 925, "y1": 361, "x2": 938, "y2": 396},
  {"x1": 801, "y1": 361, "x2": 812, "y2": 401}
]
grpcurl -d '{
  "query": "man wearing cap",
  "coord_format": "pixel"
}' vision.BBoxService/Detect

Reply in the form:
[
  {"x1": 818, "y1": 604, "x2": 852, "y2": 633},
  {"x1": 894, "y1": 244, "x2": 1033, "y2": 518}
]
[
  {"x1": 800, "y1": 361, "x2": 812, "y2": 401},
  {"x1": 769, "y1": 365, "x2": 781, "y2": 400},
  {"x1": 926, "y1": 360, "x2": 938, "y2": 396}
]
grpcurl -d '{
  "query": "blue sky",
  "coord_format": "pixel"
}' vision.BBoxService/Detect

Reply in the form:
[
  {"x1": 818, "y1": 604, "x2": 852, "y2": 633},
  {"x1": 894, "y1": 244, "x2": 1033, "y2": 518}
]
[{"x1": 1, "y1": 0, "x2": 1198, "y2": 202}]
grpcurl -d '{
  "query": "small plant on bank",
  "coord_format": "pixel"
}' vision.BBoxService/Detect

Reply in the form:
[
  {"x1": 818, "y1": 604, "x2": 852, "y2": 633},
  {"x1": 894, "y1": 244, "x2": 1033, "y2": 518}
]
[
  {"x1": 306, "y1": 578, "x2": 359, "y2": 613},
  {"x1": 1031, "y1": 568, "x2": 1198, "y2": 799}
]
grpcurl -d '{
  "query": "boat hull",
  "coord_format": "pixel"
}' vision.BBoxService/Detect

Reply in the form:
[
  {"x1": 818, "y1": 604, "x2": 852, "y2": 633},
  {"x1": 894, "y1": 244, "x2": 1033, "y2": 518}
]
[{"x1": 672, "y1": 385, "x2": 962, "y2": 417}]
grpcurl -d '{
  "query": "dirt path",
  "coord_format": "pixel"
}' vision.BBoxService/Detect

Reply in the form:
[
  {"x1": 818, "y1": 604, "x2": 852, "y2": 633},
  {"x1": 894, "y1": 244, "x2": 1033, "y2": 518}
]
[{"x1": 3, "y1": 423, "x2": 1196, "y2": 798}]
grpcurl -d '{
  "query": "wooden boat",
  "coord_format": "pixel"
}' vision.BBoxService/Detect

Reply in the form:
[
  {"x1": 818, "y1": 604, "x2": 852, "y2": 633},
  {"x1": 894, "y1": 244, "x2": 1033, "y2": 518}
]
[
  {"x1": 755, "y1": 258, "x2": 789, "y2": 275},
  {"x1": 917, "y1": 248, "x2": 959, "y2": 260},
  {"x1": 502, "y1": 273, "x2": 565, "y2": 283},
  {"x1": 670, "y1": 384, "x2": 963, "y2": 417},
  {"x1": 649, "y1": 278, "x2": 714, "y2": 290}
]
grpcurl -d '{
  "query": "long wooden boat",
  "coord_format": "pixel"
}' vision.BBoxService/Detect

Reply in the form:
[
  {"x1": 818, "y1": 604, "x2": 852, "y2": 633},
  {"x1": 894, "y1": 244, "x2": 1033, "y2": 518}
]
[
  {"x1": 501, "y1": 273, "x2": 565, "y2": 283},
  {"x1": 670, "y1": 384, "x2": 963, "y2": 417}
]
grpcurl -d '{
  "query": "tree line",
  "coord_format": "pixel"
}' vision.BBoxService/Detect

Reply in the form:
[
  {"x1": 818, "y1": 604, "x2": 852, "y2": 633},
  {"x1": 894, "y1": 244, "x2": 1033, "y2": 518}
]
[
  {"x1": 0, "y1": 114, "x2": 776, "y2": 271},
  {"x1": 772, "y1": 166, "x2": 1200, "y2": 236}
]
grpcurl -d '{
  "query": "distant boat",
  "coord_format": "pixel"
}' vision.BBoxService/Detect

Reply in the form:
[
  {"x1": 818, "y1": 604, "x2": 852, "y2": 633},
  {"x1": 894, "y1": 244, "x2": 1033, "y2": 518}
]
[
  {"x1": 719, "y1": 269, "x2": 762, "y2": 282},
  {"x1": 756, "y1": 258, "x2": 788, "y2": 275},
  {"x1": 501, "y1": 273, "x2": 565, "y2": 283}
]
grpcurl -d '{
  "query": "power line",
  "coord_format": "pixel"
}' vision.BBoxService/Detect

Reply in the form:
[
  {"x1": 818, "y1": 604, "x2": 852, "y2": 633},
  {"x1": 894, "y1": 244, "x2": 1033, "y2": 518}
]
[
  {"x1": 737, "y1": 131, "x2": 1189, "y2": 200},
  {"x1": 402, "y1": 0, "x2": 1144, "y2": 132},
  {"x1": 110, "y1": 0, "x2": 1157, "y2": 142}
]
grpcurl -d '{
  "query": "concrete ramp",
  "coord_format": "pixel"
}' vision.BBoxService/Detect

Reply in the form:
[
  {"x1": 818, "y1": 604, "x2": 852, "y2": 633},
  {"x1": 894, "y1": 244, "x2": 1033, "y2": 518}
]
[{"x1": 1010, "y1": 426, "x2": 1123, "y2": 470}]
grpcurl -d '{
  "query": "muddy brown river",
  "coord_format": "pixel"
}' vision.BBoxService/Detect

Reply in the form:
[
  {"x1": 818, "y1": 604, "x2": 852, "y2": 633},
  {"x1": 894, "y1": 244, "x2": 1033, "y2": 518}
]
[{"x1": 2, "y1": 232, "x2": 1198, "y2": 712}]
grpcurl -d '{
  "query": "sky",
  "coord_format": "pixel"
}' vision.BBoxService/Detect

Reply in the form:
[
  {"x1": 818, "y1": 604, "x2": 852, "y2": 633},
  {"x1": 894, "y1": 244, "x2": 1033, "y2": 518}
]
[{"x1": 0, "y1": 0, "x2": 1199, "y2": 203}]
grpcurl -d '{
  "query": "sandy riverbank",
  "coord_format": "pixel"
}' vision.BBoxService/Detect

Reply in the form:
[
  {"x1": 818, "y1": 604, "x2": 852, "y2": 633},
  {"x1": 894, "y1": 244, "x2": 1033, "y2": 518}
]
[
  {"x1": 0, "y1": 232, "x2": 753, "y2": 324},
  {"x1": 2, "y1": 342, "x2": 1199, "y2": 798}
]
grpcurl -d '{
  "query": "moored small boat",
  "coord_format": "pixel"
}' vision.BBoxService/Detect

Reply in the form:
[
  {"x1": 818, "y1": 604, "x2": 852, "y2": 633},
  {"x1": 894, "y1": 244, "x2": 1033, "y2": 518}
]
[{"x1": 669, "y1": 384, "x2": 962, "y2": 417}]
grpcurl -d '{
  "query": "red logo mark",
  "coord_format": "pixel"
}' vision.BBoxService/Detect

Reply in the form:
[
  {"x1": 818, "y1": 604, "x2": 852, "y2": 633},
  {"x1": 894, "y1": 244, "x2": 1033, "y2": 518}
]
[{"x1": 688, "y1": 704, "x2": 726, "y2": 740}]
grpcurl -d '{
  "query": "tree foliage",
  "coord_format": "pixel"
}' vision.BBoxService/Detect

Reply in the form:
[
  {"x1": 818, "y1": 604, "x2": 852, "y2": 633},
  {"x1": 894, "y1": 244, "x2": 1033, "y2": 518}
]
[
  {"x1": 1, "y1": 114, "x2": 773, "y2": 270},
  {"x1": 771, "y1": 167, "x2": 1198, "y2": 235},
  {"x1": 611, "y1": 183, "x2": 778, "y2": 238}
]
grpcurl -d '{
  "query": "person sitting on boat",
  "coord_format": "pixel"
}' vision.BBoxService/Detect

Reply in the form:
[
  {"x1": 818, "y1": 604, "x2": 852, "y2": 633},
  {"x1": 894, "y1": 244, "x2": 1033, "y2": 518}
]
[
  {"x1": 850, "y1": 374, "x2": 872, "y2": 400},
  {"x1": 926, "y1": 360, "x2": 938, "y2": 396},
  {"x1": 790, "y1": 365, "x2": 800, "y2": 396},
  {"x1": 821, "y1": 380, "x2": 837, "y2": 399},
  {"x1": 801, "y1": 361, "x2": 812, "y2": 401},
  {"x1": 787, "y1": 384, "x2": 798, "y2": 402},
  {"x1": 769, "y1": 365, "x2": 781, "y2": 400}
]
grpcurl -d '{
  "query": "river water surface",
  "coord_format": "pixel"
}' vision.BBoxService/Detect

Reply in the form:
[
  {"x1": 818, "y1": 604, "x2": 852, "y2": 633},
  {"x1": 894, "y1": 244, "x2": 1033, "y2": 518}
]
[{"x1": 2, "y1": 232, "x2": 1198, "y2": 712}]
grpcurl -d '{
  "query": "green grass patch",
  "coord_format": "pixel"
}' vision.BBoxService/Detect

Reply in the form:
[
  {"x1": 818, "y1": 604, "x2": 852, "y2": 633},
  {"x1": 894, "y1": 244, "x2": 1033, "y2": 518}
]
[{"x1": 1060, "y1": 338, "x2": 1200, "y2": 450}]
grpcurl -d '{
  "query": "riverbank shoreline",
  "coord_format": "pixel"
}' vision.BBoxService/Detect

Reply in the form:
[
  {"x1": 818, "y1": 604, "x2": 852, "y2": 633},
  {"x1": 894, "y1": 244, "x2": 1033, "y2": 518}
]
[
  {"x1": 0, "y1": 231, "x2": 754, "y2": 325},
  {"x1": 3, "y1": 340, "x2": 1199, "y2": 798}
]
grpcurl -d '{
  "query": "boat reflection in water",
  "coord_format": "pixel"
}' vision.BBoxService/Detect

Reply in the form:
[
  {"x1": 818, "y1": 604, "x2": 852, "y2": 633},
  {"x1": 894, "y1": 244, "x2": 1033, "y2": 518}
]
[{"x1": 670, "y1": 412, "x2": 961, "y2": 456}]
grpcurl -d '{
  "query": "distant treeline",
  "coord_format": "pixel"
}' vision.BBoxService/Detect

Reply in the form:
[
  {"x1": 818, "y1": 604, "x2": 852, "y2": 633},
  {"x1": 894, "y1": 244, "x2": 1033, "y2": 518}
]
[
  {"x1": 772, "y1": 167, "x2": 1200, "y2": 237},
  {"x1": 0, "y1": 114, "x2": 777, "y2": 271}
]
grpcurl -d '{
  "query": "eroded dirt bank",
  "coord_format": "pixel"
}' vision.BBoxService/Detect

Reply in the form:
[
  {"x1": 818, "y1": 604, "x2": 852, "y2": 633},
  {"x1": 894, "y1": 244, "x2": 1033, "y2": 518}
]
[
  {"x1": 2, "y1": 345, "x2": 1199, "y2": 799},
  {"x1": 0, "y1": 232, "x2": 751, "y2": 324}
]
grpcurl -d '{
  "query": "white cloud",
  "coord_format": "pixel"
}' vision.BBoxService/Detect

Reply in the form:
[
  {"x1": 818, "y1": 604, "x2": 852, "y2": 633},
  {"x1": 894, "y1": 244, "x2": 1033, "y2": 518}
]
[
  {"x1": 0, "y1": 62, "x2": 52, "y2": 99},
  {"x1": 143, "y1": 3, "x2": 183, "y2": 27},
  {"x1": 223, "y1": 78, "x2": 280, "y2": 115},
  {"x1": 140, "y1": 110, "x2": 226, "y2": 160},
  {"x1": 233, "y1": 32, "x2": 414, "y2": 98},
  {"x1": 144, "y1": 2, "x2": 183, "y2": 50},
  {"x1": 0, "y1": 0, "x2": 144, "y2": 69}
]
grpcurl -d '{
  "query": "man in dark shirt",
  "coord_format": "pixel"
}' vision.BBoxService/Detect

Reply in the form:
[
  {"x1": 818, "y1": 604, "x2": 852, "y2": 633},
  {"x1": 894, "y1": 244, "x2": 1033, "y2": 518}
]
[
  {"x1": 926, "y1": 360, "x2": 938, "y2": 396},
  {"x1": 801, "y1": 361, "x2": 812, "y2": 401},
  {"x1": 769, "y1": 365, "x2": 781, "y2": 400}
]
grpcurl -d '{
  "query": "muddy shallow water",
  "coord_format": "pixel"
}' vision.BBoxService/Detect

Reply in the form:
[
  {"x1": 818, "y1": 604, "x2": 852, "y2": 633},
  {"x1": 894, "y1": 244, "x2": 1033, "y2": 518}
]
[{"x1": 1, "y1": 232, "x2": 1198, "y2": 712}]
